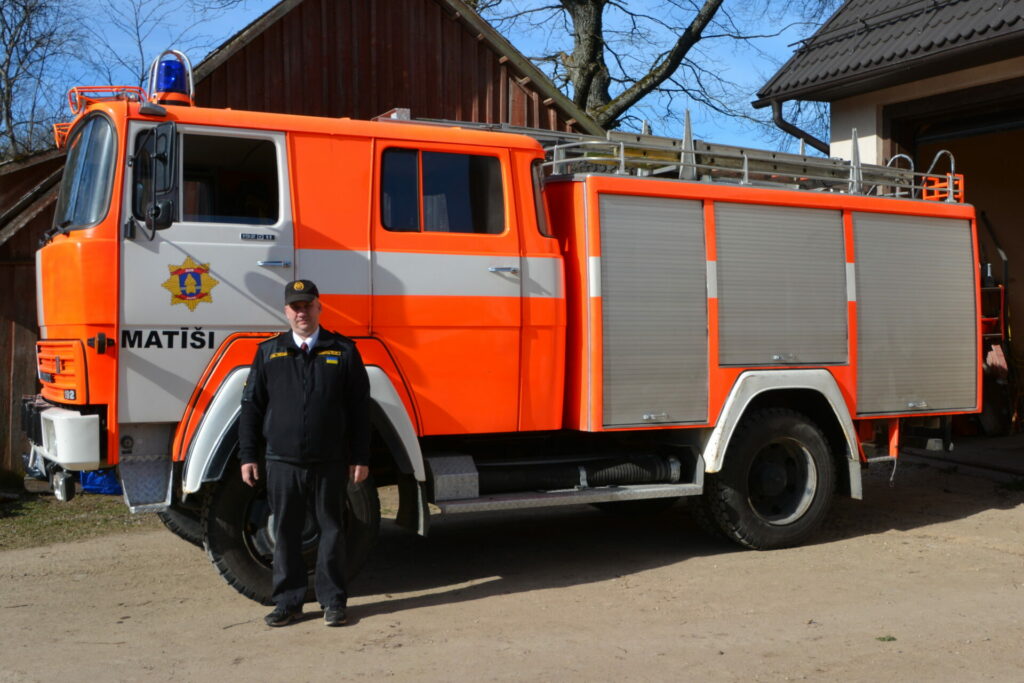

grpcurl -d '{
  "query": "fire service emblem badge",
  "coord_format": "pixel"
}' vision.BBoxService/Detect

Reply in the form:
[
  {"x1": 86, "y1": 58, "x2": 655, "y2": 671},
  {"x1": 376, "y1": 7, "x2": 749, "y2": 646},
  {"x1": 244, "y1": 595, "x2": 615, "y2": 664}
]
[{"x1": 161, "y1": 257, "x2": 220, "y2": 311}]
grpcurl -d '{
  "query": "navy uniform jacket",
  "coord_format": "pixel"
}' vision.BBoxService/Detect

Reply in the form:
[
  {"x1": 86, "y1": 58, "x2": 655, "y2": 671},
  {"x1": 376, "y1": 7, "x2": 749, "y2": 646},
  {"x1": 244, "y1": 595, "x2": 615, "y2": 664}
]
[{"x1": 238, "y1": 328, "x2": 370, "y2": 467}]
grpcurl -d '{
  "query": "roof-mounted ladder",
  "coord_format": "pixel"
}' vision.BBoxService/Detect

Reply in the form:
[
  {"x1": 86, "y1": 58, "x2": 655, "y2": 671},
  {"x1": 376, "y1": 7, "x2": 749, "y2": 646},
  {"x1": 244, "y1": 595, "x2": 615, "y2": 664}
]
[{"x1": 376, "y1": 108, "x2": 965, "y2": 202}]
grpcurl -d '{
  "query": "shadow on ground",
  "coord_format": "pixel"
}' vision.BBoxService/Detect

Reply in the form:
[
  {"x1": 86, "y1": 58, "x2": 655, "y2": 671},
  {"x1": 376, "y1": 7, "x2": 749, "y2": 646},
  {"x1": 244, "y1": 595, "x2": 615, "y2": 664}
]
[{"x1": 348, "y1": 461, "x2": 1024, "y2": 620}]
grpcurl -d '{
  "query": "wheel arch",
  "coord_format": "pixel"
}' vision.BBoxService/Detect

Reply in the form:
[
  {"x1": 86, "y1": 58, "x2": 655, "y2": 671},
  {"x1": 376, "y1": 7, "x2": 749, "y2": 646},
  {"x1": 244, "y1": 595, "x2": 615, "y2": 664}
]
[
  {"x1": 702, "y1": 370, "x2": 862, "y2": 499},
  {"x1": 181, "y1": 365, "x2": 426, "y2": 494}
]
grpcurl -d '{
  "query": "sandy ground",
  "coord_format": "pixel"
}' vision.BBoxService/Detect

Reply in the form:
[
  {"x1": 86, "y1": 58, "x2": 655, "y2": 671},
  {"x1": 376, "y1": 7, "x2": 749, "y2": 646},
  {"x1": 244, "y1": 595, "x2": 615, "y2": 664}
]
[{"x1": 2, "y1": 462, "x2": 1024, "y2": 682}]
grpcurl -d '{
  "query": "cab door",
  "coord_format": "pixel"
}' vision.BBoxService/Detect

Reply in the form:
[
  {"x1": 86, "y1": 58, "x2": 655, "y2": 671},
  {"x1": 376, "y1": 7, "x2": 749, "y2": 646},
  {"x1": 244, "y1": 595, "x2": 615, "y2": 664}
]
[
  {"x1": 119, "y1": 122, "x2": 294, "y2": 423},
  {"x1": 371, "y1": 142, "x2": 521, "y2": 435}
]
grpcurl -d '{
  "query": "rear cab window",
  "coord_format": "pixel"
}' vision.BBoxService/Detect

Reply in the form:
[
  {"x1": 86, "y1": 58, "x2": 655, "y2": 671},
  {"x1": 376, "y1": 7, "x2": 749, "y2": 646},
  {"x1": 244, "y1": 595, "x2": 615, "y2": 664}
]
[{"x1": 380, "y1": 148, "x2": 505, "y2": 235}]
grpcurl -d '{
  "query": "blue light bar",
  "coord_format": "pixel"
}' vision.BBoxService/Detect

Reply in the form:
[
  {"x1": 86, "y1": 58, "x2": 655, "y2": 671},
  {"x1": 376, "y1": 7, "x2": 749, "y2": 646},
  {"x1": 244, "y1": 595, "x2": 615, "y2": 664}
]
[{"x1": 155, "y1": 59, "x2": 187, "y2": 94}]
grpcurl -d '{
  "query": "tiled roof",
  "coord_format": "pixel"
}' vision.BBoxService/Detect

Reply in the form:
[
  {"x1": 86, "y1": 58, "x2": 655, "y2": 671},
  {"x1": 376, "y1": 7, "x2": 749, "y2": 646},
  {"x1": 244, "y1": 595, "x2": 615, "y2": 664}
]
[{"x1": 754, "y1": 0, "x2": 1024, "y2": 106}]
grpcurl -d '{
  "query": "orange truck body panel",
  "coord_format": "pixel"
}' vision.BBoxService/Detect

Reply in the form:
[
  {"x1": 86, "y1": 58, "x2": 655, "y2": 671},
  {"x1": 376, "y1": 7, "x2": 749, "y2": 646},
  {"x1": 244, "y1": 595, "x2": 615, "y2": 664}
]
[{"x1": 553, "y1": 173, "x2": 979, "y2": 434}]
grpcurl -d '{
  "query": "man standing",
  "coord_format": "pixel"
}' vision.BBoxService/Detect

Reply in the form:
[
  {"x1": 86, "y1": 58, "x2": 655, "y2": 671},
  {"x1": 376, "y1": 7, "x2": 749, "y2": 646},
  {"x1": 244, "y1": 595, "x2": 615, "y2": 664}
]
[{"x1": 239, "y1": 279, "x2": 370, "y2": 627}]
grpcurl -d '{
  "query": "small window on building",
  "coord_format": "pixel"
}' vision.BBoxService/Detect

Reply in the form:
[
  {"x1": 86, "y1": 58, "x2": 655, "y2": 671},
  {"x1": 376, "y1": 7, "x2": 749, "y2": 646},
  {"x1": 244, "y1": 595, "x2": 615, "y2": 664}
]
[
  {"x1": 381, "y1": 148, "x2": 505, "y2": 234},
  {"x1": 181, "y1": 134, "x2": 279, "y2": 225}
]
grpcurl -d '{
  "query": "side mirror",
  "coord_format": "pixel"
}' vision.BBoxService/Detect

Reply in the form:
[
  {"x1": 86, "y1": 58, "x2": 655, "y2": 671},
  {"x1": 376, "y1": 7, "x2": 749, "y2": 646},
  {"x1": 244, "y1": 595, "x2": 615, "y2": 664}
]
[{"x1": 146, "y1": 121, "x2": 178, "y2": 231}]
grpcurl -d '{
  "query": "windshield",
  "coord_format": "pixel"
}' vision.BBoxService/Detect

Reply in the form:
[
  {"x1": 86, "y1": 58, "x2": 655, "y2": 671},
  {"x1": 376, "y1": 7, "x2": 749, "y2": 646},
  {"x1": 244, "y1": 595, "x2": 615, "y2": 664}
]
[{"x1": 53, "y1": 116, "x2": 116, "y2": 230}]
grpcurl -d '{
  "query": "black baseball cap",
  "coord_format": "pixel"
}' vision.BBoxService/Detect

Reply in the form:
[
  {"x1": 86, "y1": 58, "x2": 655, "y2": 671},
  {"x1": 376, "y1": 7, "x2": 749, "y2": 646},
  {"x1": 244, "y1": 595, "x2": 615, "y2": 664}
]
[{"x1": 284, "y1": 279, "x2": 319, "y2": 305}]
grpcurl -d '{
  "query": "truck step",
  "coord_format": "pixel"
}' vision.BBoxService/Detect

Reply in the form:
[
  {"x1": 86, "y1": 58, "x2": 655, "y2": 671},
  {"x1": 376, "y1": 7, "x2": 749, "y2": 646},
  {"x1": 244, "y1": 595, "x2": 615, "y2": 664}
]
[
  {"x1": 434, "y1": 481, "x2": 703, "y2": 515},
  {"x1": 119, "y1": 453, "x2": 172, "y2": 512}
]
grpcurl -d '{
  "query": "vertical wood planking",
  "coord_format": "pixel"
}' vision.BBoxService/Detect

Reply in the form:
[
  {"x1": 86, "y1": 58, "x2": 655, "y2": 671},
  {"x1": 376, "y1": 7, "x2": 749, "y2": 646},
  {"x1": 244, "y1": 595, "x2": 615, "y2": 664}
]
[{"x1": 191, "y1": 0, "x2": 589, "y2": 132}]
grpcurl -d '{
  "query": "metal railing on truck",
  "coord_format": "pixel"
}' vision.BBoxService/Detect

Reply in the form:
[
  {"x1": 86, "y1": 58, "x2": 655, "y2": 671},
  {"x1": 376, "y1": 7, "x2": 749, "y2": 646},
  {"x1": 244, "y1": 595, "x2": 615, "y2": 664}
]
[{"x1": 376, "y1": 108, "x2": 963, "y2": 203}]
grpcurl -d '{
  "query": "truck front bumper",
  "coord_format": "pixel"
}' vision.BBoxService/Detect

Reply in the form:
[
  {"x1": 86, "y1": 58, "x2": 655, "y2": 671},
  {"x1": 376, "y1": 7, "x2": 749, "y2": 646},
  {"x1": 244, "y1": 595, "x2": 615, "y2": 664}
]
[{"x1": 21, "y1": 396, "x2": 101, "y2": 471}]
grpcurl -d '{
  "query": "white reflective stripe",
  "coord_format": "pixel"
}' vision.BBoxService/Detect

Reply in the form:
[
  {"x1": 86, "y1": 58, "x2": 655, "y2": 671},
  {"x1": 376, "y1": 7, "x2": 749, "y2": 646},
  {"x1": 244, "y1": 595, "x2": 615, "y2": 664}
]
[
  {"x1": 522, "y1": 257, "x2": 563, "y2": 298},
  {"x1": 846, "y1": 262, "x2": 857, "y2": 302},
  {"x1": 373, "y1": 251, "x2": 519, "y2": 297},
  {"x1": 298, "y1": 248, "x2": 371, "y2": 296},
  {"x1": 706, "y1": 260, "x2": 717, "y2": 299},
  {"x1": 36, "y1": 250, "x2": 45, "y2": 329},
  {"x1": 298, "y1": 249, "x2": 563, "y2": 298},
  {"x1": 588, "y1": 256, "x2": 601, "y2": 297}
]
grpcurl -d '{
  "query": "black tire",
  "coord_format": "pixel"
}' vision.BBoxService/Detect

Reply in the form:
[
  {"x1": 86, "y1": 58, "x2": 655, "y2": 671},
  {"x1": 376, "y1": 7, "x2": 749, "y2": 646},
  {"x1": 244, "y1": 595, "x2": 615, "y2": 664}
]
[
  {"x1": 702, "y1": 408, "x2": 835, "y2": 550},
  {"x1": 158, "y1": 502, "x2": 204, "y2": 548},
  {"x1": 591, "y1": 497, "x2": 681, "y2": 515},
  {"x1": 687, "y1": 496, "x2": 726, "y2": 540},
  {"x1": 202, "y1": 464, "x2": 381, "y2": 605}
]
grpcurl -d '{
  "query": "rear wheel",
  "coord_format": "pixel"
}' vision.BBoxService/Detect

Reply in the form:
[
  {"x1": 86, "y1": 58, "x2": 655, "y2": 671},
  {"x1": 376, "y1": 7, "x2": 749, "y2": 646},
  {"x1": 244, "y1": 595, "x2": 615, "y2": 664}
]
[
  {"x1": 702, "y1": 408, "x2": 835, "y2": 549},
  {"x1": 202, "y1": 462, "x2": 380, "y2": 605}
]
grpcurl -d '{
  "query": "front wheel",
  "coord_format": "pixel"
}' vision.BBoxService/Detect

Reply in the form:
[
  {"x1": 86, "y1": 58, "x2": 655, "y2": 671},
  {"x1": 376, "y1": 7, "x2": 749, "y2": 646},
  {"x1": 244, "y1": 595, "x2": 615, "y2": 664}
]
[
  {"x1": 157, "y1": 501, "x2": 203, "y2": 549},
  {"x1": 701, "y1": 408, "x2": 835, "y2": 549},
  {"x1": 202, "y1": 463, "x2": 380, "y2": 605}
]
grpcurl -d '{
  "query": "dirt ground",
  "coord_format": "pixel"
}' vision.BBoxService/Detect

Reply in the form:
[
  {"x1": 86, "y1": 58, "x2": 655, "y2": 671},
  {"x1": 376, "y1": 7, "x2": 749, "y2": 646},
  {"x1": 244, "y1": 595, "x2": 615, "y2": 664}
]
[{"x1": 2, "y1": 462, "x2": 1024, "y2": 682}]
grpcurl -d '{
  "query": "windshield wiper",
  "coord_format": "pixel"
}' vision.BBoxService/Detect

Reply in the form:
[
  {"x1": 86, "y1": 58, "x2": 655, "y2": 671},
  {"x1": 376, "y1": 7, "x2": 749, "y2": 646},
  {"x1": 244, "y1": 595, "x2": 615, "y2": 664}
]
[{"x1": 40, "y1": 219, "x2": 73, "y2": 246}]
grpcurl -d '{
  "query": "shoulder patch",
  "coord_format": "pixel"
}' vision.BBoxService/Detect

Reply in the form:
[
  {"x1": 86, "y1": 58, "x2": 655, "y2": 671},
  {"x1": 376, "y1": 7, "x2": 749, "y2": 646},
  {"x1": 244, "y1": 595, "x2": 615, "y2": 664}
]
[{"x1": 269, "y1": 351, "x2": 289, "y2": 360}]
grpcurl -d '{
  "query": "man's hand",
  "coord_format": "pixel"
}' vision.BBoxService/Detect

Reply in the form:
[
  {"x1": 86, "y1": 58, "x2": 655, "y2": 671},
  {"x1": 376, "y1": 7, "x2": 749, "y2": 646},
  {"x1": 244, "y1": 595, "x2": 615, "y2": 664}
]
[
  {"x1": 349, "y1": 464, "x2": 369, "y2": 484},
  {"x1": 241, "y1": 463, "x2": 259, "y2": 487}
]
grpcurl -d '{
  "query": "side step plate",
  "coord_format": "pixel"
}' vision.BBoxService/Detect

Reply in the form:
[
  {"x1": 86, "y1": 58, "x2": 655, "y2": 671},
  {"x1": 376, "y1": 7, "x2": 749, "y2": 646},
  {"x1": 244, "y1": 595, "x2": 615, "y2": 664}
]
[
  {"x1": 119, "y1": 453, "x2": 172, "y2": 512},
  {"x1": 435, "y1": 481, "x2": 703, "y2": 515}
]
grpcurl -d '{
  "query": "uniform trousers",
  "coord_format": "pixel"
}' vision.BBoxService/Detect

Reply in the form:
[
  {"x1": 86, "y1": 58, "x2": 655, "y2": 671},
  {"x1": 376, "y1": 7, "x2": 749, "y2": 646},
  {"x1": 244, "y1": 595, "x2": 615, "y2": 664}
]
[{"x1": 265, "y1": 459, "x2": 347, "y2": 611}]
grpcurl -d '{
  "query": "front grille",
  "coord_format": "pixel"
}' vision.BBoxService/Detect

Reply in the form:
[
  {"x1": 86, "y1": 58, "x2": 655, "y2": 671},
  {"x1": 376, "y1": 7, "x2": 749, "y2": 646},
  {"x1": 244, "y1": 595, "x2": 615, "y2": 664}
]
[{"x1": 36, "y1": 340, "x2": 88, "y2": 405}]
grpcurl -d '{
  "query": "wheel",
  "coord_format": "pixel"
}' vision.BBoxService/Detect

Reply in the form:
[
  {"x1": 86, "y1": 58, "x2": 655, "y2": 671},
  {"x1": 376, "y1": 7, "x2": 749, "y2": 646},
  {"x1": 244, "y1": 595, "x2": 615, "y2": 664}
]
[
  {"x1": 158, "y1": 502, "x2": 203, "y2": 548},
  {"x1": 687, "y1": 496, "x2": 726, "y2": 540},
  {"x1": 591, "y1": 497, "x2": 681, "y2": 515},
  {"x1": 202, "y1": 463, "x2": 381, "y2": 605},
  {"x1": 702, "y1": 408, "x2": 835, "y2": 549}
]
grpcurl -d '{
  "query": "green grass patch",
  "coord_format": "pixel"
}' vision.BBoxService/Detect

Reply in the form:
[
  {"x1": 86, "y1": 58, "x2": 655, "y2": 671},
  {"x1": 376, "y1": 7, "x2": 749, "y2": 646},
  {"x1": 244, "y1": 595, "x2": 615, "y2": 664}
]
[
  {"x1": 0, "y1": 490, "x2": 162, "y2": 551},
  {"x1": 875, "y1": 635, "x2": 897, "y2": 642}
]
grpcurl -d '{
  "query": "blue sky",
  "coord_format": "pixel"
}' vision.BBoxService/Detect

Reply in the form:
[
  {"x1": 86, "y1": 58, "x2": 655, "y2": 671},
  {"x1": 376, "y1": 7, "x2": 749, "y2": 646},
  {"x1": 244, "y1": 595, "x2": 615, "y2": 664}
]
[{"x1": 113, "y1": 0, "x2": 814, "y2": 151}]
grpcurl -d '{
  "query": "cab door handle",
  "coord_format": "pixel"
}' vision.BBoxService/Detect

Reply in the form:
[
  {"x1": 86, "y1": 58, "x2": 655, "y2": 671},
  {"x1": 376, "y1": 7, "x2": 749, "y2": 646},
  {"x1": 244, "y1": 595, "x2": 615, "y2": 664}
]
[
  {"x1": 257, "y1": 260, "x2": 292, "y2": 267},
  {"x1": 488, "y1": 265, "x2": 520, "y2": 275}
]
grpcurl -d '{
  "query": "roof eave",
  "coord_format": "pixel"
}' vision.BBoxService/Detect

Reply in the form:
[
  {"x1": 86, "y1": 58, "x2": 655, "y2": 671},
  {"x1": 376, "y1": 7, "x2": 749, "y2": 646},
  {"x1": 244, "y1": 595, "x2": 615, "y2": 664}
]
[
  {"x1": 753, "y1": 30, "x2": 1024, "y2": 108},
  {"x1": 441, "y1": 0, "x2": 603, "y2": 135}
]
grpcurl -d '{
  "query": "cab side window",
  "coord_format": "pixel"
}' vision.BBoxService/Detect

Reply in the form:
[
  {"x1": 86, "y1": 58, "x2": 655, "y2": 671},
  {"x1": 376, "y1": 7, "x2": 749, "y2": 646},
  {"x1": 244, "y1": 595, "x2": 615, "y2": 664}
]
[
  {"x1": 132, "y1": 132, "x2": 279, "y2": 225},
  {"x1": 182, "y1": 135, "x2": 278, "y2": 224},
  {"x1": 381, "y1": 148, "x2": 504, "y2": 234}
]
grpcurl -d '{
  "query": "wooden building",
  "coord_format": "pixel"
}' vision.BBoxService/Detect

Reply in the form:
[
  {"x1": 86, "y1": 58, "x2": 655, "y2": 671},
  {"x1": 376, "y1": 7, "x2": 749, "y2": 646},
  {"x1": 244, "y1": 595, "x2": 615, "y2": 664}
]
[
  {"x1": 195, "y1": 0, "x2": 601, "y2": 133},
  {"x1": 0, "y1": 0, "x2": 601, "y2": 477},
  {"x1": 0, "y1": 151, "x2": 64, "y2": 483}
]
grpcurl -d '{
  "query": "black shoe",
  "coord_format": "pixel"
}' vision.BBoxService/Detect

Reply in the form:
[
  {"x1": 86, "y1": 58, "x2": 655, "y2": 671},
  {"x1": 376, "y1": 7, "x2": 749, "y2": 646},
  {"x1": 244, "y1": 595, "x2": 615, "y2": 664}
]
[
  {"x1": 264, "y1": 605, "x2": 302, "y2": 627},
  {"x1": 324, "y1": 607, "x2": 347, "y2": 627}
]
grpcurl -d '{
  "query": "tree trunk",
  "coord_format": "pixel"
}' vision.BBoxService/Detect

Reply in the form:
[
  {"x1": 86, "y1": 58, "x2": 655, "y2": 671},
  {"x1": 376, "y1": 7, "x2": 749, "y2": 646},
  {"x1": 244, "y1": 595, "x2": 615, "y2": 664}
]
[
  {"x1": 560, "y1": 0, "x2": 725, "y2": 129},
  {"x1": 561, "y1": 0, "x2": 611, "y2": 116}
]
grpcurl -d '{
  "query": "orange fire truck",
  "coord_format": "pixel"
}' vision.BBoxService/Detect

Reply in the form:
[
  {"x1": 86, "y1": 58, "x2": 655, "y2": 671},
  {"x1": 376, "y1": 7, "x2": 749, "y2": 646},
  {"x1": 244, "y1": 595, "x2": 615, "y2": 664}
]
[{"x1": 21, "y1": 52, "x2": 981, "y2": 604}]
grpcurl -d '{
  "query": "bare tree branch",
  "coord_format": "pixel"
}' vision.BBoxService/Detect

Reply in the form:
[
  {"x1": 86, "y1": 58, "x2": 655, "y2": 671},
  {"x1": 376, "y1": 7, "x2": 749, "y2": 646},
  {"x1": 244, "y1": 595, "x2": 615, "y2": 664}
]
[
  {"x1": 0, "y1": 0, "x2": 79, "y2": 159},
  {"x1": 480, "y1": 0, "x2": 837, "y2": 140}
]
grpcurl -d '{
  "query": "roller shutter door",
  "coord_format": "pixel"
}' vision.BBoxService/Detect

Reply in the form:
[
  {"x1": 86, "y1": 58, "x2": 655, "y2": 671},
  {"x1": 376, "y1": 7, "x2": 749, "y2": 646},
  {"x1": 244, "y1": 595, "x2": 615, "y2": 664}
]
[
  {"x1": 853, "y1": 212, "x2": 977, "y2": 414},
  {"x1": 599, "y1": 194, "x2": 708, "y2": 427},
  {"x1": 715, "y1": 203, "x2": 848, "y2": 365}
]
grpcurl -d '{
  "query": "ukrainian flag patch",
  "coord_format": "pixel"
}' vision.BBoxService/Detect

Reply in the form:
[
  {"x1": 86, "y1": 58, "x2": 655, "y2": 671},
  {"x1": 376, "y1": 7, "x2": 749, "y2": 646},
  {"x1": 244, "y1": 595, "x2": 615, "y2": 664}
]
[{"x1": 324, "y1": 358, "x2": 339, "y2": 365}]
